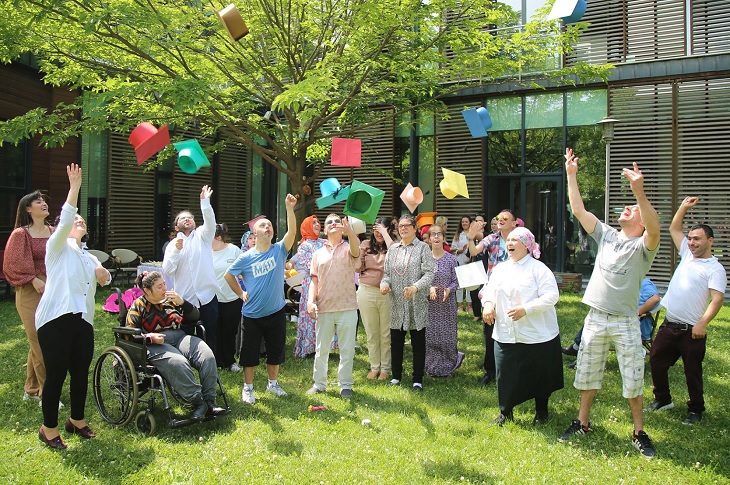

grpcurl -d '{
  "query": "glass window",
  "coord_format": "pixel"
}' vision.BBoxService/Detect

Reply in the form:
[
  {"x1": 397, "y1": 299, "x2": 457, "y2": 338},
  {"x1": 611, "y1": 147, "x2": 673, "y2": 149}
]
[
  {"x1": 486, "y1": 96, "x2": 522, "y2": 131},
  {"x1": 0, "y1": 138, "x2": 29, "y2": 232},
  {"x1": 525, "y1": 127, "x2": 563, "y2": 173},
  {"x1": 567, "y1": 90, "x2": 608, "y2": 126},
  {"x1": 487, "y1": 130, "x2": 522, "y2": 174},
  {"x1": 525, "y1": 93, "x2": 563, "y2": 129}
]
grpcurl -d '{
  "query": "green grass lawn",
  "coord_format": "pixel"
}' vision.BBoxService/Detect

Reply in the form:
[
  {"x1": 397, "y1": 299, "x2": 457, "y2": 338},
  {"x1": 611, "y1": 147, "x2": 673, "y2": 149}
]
[{"x1": 0, "y1": 290, "x2": 728, "y2": 484}]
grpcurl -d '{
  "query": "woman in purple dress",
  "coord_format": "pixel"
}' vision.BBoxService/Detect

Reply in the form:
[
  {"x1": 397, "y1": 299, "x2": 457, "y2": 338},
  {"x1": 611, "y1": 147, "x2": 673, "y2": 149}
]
[{"x1": 425, "y1": 225, "x2": 464, "y2": 377}]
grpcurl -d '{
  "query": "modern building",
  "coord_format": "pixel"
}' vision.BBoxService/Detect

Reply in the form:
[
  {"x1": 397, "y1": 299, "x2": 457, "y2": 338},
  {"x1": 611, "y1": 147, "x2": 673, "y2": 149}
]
[{"x1": 3, "y1": 1, "x2": 729, "y2": 288}]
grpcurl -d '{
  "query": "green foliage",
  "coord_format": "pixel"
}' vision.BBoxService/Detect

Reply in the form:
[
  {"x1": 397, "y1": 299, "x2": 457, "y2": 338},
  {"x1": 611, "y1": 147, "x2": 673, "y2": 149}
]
[
  {"x1": 0, "y1": 0, "x2": 610, "y2": 188},
  {"x1": 1, "y1": 293, "x2": 730, "y2": 482}
]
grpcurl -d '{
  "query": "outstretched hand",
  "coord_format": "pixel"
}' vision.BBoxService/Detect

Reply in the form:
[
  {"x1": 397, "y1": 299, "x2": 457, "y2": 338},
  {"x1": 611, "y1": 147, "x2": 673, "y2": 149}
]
[
  {"x1": 564, "y1": 148, "x2": 578, "y2": 176},
  {"x1": 67, "y1": 163, "x2": 82, "y2": 189},
  {"x1": 200, "y1": 185, "x2": 213, "y2": 200},
  {"x1": 681, "y1": 196, "x2": 700, "y2": 209},
  {"x1": 622, "y1": 162, "x2": 645, "y2": 195},
  {"x1": 285, "y1": 193, "x2": 297, "y2": 209}
]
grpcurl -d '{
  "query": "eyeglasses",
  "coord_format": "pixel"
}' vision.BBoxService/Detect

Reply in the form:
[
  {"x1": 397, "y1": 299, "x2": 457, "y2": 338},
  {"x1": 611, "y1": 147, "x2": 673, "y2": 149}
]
[
  {"x1": 496, "y1": 215, "x2": 511, "y2": 221},
  {"x1": 325, "y1": 218, "x2": 341, "y2": 226},
  {"x1": 177, "y1": 215, "x2": 194, "y2": 222},
  {"x1": 430, "y1": 232, "x2": 444, "y2": 237},
  {"x1": 398, "y1": 223, "x2": 414, "y2": 229}
]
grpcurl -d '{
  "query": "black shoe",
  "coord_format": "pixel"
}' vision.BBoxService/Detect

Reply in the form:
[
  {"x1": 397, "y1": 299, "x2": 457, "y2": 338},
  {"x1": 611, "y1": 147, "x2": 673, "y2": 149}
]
[
  {"x1": 566, "y1": 360, "x2": 577, "y2": 369},
  {"x1": 206, "y1": 400, "x2": 227, "y2": 417},
  {"x1": 493, "y1": 413, "x2": 513, "y2": 427},
  {"x1": 478, "y1": 373, "x2": 495, "y2": 386},
  {"x1": 533, "y1": 412, "x2": 549, "y2": 425},
  {"x1": 191, "y1": 396, "x2": 208, "y2": 420},
  {"x1": 644, "y1": 399, "x2": 674, "y2": 412},
  {"x1": 558, "y1": 419, "x2": 591, "y2": 442},
  {"x1": 561, "y1": 345, "x2": 578, "y2": 357},
  {"x1": 340, "y1": 388, "x2": 353, "y2": 399},
  {"x1": 632, "y1": 430, "x2": 657, "y2": 459},
  {"x1": 682, "y1": 412, "x2": 702, "y2": 425}
]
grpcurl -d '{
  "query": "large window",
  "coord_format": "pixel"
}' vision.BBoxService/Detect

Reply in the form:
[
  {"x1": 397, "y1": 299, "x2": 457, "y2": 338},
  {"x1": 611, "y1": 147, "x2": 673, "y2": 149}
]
[{"x1": 0, "y1": 137, "x2": 30, "y2": 233}]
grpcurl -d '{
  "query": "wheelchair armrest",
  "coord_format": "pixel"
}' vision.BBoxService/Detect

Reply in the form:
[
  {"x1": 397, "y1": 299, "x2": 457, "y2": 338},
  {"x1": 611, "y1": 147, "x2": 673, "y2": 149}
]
[
  {"x1": 181, "y1": 322, "x2": 207, "y2": 341},
  {"x1": 113, "y1": 326, "x2": 142, "y2": 336}
]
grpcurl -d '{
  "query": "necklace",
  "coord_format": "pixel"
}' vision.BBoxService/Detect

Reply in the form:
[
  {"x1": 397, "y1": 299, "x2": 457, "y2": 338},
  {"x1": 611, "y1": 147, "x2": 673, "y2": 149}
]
[{"x1": 393, "y1": 244, "x2": 413, "y2": 276}]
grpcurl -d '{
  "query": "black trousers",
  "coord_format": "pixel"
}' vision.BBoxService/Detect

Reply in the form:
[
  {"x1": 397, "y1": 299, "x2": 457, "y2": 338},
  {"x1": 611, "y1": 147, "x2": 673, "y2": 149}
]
[
  {"x1": 217, "y1": 298, "x2": 243, "y2": 367},
  {"x1": 391, "y1": 328, "x2": 426, "y2": 384},
  {"x1": 37, "y1": 313, "x2": 94, "y2": 428},
  {"x1": 482, "y1": 323, "x2": 496, "y2": 376},
  {"x1": 199, "y1": 296, "x2": 219, "y2": 361}
]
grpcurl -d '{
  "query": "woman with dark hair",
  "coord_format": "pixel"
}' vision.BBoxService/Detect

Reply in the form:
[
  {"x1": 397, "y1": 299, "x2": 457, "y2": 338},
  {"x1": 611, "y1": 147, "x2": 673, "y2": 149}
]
[
  {"x1": 356, "y1": 217, "x2": 396, "y2": 380},
  {"x1": 381, "y1": 214, "x2": 434, "y2": 391},
  {"x1": 3, "y1": 190, "x2": 52, "y2": 404},
  {"x1": 451, "y1": 215, "x2": 473, "y2": 313},
  {"x1": 127, "y1": 271, "x2": 226, "y2": 421},
  {"x1": 289, "y1": 215, "x2": 329, "y2": 358},
  {"x1": 426, "y1": 225, "x2": 464, "y2": 377},
  {"x1": 212, "y1": 223, "x2": 243, "y2": 371},
  {"x1": 35, "y1": 164, "x2": 111, "y2": 449}
]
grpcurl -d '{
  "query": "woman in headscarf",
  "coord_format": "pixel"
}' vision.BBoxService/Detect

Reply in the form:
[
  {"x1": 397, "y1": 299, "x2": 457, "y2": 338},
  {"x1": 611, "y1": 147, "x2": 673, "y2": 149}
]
[
  {"x1": 289, "y1": 215, "x2": 333, "y2": 357},
  {"x1": 480, "y1": 227, "x2": 562, "y2": 426}
]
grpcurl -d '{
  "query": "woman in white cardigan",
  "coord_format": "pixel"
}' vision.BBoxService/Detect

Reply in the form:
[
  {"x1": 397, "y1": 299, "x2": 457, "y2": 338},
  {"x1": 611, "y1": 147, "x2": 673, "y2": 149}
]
[{"x1": 35, "y1": 164, "x2": 111, "y2": 449}]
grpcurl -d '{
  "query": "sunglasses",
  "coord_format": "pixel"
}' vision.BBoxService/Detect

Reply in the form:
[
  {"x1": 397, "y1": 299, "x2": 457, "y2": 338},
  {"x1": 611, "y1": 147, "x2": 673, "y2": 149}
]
[
  {"x1": 496, "y1": 215, "x2": 511, "y2": 221},
  {"x1": 325, "y1": 218, "x2": 341, "y2": 226}
]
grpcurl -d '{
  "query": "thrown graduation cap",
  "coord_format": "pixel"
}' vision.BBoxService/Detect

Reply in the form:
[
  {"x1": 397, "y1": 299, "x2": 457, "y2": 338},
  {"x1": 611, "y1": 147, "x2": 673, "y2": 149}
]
[
  {"x1": 440, "y1": 168, "x2": 469, "y2": 199},
  {"x1": 343, "y1": 180, "x2": 385, "y2": 224},
  {"x1": 461, "y1": 107, "x2": 492, "y2": 138},
  {"x1": 246, "y1": 215, "x2": 267, "y2": 231},
  {"x1": 331, "y1": 137, "x2": 362, "y2": 167},
  {"x1": 128, "y1": 122, "x2": 170, "y2": 165},
  {"x1": 347, "y1": 216, "x2": 366, "y2": 235},
  {"x1": 415, "y1": 212, "x2": 437, "y2": 228},
  {"x1": 217, "y1": 4, "x2": 249, "y2": 41},
  {"x1": 316, "y1": 178, "x2": 351, "y2": 209},
  {"x1": 399, "y1": 183, "x2": 424, "y2": 214},
  {"x1": 547, "y1": 0, "x2": 587, "y2": 23},
  {"x1": 173, "y1": 139, "x2": 211, "y2": 174}
]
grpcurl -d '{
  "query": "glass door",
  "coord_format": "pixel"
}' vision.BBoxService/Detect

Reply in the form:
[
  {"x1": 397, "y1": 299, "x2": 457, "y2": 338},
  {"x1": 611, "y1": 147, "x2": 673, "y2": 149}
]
[{"x1": 521, "y1": 177, "x2": 564, "y2": 271}]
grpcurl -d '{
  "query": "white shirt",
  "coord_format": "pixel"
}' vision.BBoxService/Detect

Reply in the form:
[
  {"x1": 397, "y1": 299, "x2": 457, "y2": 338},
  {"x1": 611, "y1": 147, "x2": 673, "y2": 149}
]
[
  {"x1": 481, "y1": 254, "x2": 560, "y2": 344},
  {"x1": 212, "y1": 243, "x2": 242, "y2": 303},
  {"x1": 162, "y1": 198, "x2": 219, "y2": 307},
  {"x1": 35, "y1": 202, "x2": 109, "y2": 329},
  {"x1": 661, "y1": 238, "x2": 726, "y2": 326}
]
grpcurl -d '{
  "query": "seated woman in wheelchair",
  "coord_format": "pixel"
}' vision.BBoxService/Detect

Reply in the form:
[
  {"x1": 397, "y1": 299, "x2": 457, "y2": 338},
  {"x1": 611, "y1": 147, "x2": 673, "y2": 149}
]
[{"x1": 126, "y1": 271, "x2": 226, "y2": 420}]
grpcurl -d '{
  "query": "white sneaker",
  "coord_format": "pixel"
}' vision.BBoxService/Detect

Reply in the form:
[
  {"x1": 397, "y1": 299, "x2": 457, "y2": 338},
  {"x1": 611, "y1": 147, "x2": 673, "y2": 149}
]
[
  {"x1": 23, "y1": 392, "x2": 41, "y2": 402},
  {"x1": 241, "y1": 386, "x2": 256, "y2": 404},
  {"x1": 229, "y1": 363, "x2": 241, "y2": 372},
  {"x1": 266, "y1": 383, "x2": 288, "y2": 397}
]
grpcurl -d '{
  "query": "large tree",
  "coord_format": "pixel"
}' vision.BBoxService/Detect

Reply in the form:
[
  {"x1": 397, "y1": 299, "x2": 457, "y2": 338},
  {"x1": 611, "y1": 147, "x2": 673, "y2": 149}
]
[{"x1": 0, "y1": 0, "x2": 610, "y2": 215}]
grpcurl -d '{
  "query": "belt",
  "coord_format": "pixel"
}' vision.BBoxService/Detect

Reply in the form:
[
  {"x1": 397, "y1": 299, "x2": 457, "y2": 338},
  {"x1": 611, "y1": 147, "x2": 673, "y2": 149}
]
[{"x1": 662, "y1": 320, "x2": 692, "y2": 331}]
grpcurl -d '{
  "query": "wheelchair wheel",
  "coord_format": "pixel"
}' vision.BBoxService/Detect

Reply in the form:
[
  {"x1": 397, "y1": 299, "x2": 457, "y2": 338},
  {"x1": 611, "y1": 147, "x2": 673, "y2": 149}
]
[
  {"x1": 93, "y1": 346, "x2": 139, "y2": 426},
  {"x1": 135, "y1": 411, "x2": 156, "y2": 436}
]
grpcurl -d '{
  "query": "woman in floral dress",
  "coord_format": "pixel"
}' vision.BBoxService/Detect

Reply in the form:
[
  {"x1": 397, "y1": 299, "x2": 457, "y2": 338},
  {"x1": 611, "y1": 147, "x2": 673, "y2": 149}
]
[{"x1": 425, "y1": 225, "x2": 464, "y2": 377}]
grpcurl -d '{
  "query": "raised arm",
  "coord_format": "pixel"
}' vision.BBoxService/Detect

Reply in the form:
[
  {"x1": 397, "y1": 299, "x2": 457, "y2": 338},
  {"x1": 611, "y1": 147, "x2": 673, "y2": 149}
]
[
  {"x1": 281, "y1": 194, "x2": 297, "y2": 251},
  {"x1": 565, "y1": 148, "x2": 598, "y2": 234},
  {"x1": 623, "y1": 162, "x2": 660, "y2": 250},
  {"x1": 198, "y1": 185, "x2": 217, "y2": 242},
  {"x1": 342, "y1": 218, "x2": 360, "y2": 259},
  {"x1": 467, "y1": 220, "x2": 486, "y2": 256},
  {"x1": 47, "y1": 164, "x2": 83, "y2": 255},
  {"x1": 669, "y1": 196, "x2": 699, "y2": 250}
]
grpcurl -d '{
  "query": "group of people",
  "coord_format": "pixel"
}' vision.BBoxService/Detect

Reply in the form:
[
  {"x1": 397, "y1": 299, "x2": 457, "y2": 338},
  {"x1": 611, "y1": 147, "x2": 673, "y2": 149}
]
[{"x1": 4, "y1": 148, "x2": 724, "y2": 457}]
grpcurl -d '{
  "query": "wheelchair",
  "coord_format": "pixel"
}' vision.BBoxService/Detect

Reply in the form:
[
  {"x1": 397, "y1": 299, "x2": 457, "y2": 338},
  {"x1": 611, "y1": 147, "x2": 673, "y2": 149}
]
[{"x1": 93, "y1": 288, "x2": 231, "y2": 435}]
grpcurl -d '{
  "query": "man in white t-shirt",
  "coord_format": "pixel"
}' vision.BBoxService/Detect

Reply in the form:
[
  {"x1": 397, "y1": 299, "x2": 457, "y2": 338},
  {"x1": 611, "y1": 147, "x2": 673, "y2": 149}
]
[
  {"x1": 557, "y1": 148, "x2": 660, "y2": 460},
  {"x1": 646, "y1": 197, "x2": 726, "y2": 426}
]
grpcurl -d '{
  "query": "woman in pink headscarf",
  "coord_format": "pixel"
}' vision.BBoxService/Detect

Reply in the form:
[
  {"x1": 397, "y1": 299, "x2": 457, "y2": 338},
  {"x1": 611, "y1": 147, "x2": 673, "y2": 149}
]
[
  {"x1": 289, "y1": 216, "x2": 337, "y2": 357},
  {"x1": 480, "y1": 227, "x2": 562, "y2": 427}
]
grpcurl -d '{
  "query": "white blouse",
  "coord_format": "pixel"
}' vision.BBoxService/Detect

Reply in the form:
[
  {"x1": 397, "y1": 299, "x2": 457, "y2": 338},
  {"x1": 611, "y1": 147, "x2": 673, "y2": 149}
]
[{"x1": 480, "y1": 255, "x2": 559, "y2": 344}]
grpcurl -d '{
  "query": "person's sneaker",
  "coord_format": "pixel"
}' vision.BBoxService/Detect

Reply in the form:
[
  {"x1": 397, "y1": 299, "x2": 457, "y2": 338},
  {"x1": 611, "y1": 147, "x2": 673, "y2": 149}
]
[
  {"x1": 477, "y1": 373, "x2": 494, "y2": 386},
  {"x1": 228, "y1": 363, "x2": 241, "y2": 372},
  {"x1": 340, "y1": 388, "x2": 353, "y2": 399},
  {"x1": 566, "y1": 359, "x2": 577, "y2": 369},
  {"x1": 266, "y1": 382, "x2": 288, "y2": 397},
  {"x1": 632, "y1": 430, "x2": 657, "y2": 459},
  {"x1": 412, "y1": 383, "x2": 423, "y2": 392},
  {"x1": 561, "y1": 344, "x2": 579, "y2": 357},
  {"x1": 23, "y1": 392, "x2": 41, "y2": 402},
  {"x1": 387, "y1": 379, "x2": 401, "y2": 386},
  {"x1": 682, "y1": 412, "x2": 702, "y2": 425},
  {"x1": 306, "y1": 386, "x2": 324, "y2": 395},
  {"x1": 644, "y1": 399, "x2": 674, "y2": 412},
  {"x1": 558, "y1": 419, "x2": 591, "y2": 442},
  {"x1": 241, "y1": 386, "x2": 256, "y2": 404}
]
